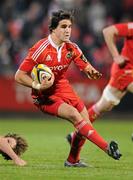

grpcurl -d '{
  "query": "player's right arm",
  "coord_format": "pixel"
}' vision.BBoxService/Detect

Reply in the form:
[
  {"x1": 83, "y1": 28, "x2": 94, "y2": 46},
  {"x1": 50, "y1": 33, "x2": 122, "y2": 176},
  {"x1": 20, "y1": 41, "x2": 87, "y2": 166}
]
[
  {"x1": 15, "y1": 69, "x2": 54, "y2": 91},
  {"x1": 103, "y1": 24, "x2": 129, "y2": 68},
  {"x1": 15, "y1": 38, "x2": 55, "y2": 90},
  {"x1": 15, "y1": 69, "x2": 33, "y2": 88}
]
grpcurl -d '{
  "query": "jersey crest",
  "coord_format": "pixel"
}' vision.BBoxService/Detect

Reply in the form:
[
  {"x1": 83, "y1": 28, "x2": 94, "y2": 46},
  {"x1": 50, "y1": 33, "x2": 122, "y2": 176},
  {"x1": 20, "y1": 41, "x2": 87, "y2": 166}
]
[{"x1": 66, "y1": 51, "x2": 73, "y2": 59}]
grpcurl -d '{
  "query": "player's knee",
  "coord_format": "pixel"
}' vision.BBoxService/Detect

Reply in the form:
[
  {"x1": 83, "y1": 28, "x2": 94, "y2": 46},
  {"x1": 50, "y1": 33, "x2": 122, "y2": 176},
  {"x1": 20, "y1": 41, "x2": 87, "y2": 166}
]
[
  {"x1": 104, "y1": 103, "x2": 115, "y2": 111},
  {"x1": 67, "y1": 107, "x2": 80, "y2": 122},
  {"x1": 102, "y1": 86, "x2": 120, "y2": 109}
]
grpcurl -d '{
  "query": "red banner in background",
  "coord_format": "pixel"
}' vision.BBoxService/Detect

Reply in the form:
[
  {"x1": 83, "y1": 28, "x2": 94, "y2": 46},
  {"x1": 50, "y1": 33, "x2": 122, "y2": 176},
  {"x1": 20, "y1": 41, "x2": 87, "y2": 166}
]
[
  {"x1": 0, "y1": 77, "x2": 108, "y2": 111},
  {"x1": 0, "y1": 77, "x2": 36, "y2": 111}
]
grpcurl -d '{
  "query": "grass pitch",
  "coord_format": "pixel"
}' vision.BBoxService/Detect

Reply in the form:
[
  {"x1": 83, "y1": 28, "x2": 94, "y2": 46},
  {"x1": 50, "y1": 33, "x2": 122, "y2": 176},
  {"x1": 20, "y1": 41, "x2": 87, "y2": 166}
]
[{"x1": 0, "y1": 117, "x2": 133, "y2": 180}]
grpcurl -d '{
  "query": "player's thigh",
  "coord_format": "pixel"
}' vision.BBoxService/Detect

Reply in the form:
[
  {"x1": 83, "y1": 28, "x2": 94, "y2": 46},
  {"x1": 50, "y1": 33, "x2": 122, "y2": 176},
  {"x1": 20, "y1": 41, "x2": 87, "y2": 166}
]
[
  {"x1": 57, "y1": 102, "x2": 82, "y2": 124},
  {"x1": 127, "y1": 82, "x2": 133, "y2": 93}
]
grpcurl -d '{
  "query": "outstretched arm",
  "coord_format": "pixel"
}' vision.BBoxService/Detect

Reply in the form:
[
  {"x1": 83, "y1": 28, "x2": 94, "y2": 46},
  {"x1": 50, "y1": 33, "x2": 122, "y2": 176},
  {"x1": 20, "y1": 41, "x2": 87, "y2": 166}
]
[{"x1": 0, "y1": 137, "x2": 26, "y2": 166}]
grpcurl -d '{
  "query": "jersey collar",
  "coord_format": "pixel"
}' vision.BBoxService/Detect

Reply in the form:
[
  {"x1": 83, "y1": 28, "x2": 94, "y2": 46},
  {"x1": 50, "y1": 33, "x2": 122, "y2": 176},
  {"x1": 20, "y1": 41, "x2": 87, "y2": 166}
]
[{"x1": 48, "y1": 35, "x2": 64, "y2": 50}]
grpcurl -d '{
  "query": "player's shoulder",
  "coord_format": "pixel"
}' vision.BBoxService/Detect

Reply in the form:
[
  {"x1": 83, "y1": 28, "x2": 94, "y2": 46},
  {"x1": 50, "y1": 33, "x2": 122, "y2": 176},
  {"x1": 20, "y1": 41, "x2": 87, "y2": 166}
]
[
  {"x1": 127, "y1": 22, "x2": 133, "y2": 29},
  {"x1": 32, "y1": 37, "x2": 49, "y2": 49},
  {"x1": 29, "y1": 37, "x2": 50, "y2": 58},
  {"x1": 66, "y1": 41, "x2": 81, "y2": 51},
  {"x1": 115, "y1": 22, "x2": 133, "y2": 28}
]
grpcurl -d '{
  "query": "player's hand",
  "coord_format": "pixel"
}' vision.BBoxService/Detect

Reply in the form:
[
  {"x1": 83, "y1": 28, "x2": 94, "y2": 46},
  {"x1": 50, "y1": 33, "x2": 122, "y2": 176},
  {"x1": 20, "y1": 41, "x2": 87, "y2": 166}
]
[
  {"x1": 113, "y1": 55, "x2": 129, "y2": 68},
  {"x1": 14, "y1": 158, "x2": 27, "y2": 166},
  {"x1": 40, "y1": 73, "x2": 55, "y2": 91},
  {"x1": 85, "y1": 65, "x2": 102, "y2": 80},
  {"x1": 87, "y1": 69, "x2": 102, "y2": 80}
]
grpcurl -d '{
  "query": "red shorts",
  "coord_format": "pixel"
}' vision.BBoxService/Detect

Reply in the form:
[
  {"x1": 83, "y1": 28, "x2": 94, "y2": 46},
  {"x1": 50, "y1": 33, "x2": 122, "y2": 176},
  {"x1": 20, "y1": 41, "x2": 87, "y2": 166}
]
[
  {"x1": 109, "y1": 63, "x2": 133, "y2": 91},
  {"x1": 33, "y1": 79, "x2": 85, "y2": 116}
]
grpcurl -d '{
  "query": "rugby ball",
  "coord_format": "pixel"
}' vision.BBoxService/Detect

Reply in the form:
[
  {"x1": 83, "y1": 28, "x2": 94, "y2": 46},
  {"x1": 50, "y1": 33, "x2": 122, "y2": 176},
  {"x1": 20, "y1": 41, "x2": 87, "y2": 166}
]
[{"x1": 31, "y1": 64, "x2": 52, "y2": 83}]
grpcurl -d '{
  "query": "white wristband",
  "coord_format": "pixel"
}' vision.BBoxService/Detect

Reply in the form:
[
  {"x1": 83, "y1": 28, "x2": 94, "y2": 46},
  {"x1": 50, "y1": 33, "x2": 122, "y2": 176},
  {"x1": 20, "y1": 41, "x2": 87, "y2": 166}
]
[{"x1": 32, "y1": 81, "x2": 41, "y2": 90}]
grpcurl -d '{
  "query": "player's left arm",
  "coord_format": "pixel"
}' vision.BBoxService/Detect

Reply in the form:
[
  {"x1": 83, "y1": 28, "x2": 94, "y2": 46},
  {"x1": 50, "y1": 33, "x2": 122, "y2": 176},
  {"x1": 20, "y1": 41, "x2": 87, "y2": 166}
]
[
  {"x1": 74, "y1": 54, "x2": 102, "y2": 79},
  {"x1": 84, "y1": 63, "x2": 102, "y2": 80},
  {"x1": 72, "y1": 44, "x2": 102, "y2": 80}
]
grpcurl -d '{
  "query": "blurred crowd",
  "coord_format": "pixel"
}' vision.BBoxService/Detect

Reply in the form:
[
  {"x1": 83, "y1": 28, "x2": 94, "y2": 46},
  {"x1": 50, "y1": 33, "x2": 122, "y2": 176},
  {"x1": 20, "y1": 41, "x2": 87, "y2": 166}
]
[{"x1": 0, "y1": 0, "x2": 133, "y2": 77}]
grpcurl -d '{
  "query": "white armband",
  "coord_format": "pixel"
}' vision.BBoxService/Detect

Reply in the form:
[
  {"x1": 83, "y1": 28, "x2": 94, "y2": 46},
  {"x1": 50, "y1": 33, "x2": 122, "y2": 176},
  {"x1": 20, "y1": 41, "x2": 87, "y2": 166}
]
[{"x1": 32, "y1": 81, "x2": 41, "y2": 90}]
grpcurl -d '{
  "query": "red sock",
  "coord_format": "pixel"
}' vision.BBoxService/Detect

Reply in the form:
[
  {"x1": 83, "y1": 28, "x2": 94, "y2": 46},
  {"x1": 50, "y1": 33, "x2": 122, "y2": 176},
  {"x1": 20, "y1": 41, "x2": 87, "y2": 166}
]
[
  {"x1": 75, "y1": 120, "x2": 108, "y2": 151},
  {"x1": 88, "y1": 105, "x2": 100, "y2": 123},
  {"x1": 67, "y1": 132, "x2": 86, "y2": 163}
]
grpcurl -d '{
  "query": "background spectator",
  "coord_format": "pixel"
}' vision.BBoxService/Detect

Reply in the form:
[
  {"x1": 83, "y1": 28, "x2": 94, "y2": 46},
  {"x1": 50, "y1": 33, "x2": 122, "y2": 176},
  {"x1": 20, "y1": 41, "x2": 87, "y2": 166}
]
[{"x1": 0, "y1": 0, "x2": 132, "y2": 78}]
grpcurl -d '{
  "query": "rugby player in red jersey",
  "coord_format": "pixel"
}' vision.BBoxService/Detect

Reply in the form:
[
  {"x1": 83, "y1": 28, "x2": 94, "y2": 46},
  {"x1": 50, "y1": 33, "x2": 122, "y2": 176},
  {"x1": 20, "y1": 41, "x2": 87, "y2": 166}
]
[
  {"x1": 15, "y1": 10, "x2": 121, "y2": 167},
  {"x1": 88, "y1": 22, "x2": 133, "y2": 123}
]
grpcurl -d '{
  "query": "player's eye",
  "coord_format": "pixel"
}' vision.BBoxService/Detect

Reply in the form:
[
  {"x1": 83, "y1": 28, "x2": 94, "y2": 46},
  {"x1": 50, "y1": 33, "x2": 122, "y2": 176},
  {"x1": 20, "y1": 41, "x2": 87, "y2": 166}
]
[{"x1": 61, "y1": 25, "x2": 67, "y2": 28}]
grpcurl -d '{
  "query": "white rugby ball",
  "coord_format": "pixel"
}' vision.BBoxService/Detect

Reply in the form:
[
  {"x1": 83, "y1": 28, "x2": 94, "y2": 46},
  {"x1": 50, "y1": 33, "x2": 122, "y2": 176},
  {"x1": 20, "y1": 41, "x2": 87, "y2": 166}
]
[{"x1": 31, "y1": 64, "x2": 52, "y2": 83}]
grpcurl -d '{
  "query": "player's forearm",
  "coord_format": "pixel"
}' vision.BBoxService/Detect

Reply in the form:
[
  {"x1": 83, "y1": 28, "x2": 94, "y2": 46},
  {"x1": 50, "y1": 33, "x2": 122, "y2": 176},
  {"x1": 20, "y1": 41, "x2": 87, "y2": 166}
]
[
  {"x1": 103, "y1": 26, "x2": 120, "y2": 58},
  {"x1": 15, "y1": 70, "x2": 33, "y2": 88},
  {"x1": 3, "y1": 147, "x2": 18, "y2": 161},
  {"x1": 15, "y1": 69, "x2": 54, "y2": 90},
  {"x1": 84, "y1": 64, "x2": 102, "y2": 80},
  {"x1": 0, "y1": 138, "x2": 19, "y2": 161}
]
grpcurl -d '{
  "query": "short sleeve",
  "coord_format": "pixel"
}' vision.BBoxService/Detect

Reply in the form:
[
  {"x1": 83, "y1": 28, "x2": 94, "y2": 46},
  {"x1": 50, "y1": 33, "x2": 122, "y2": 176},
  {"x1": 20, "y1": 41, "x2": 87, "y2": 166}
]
[
  {"x1": 115, "y1": 23, "x2": 133, "y2": 37},
  {"x1": 72, "y1": 44, "x2": 90, "y2": 70},
  {"x1": 19, "y1": 47, "x2": 37, "y2": 72}
]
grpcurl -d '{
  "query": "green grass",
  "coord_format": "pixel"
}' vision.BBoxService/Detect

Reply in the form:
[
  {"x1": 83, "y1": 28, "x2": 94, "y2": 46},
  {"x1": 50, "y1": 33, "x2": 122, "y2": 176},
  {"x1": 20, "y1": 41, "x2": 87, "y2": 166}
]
[{"x1": 0, "y1": 117, "x2": 133, "y2": 180}]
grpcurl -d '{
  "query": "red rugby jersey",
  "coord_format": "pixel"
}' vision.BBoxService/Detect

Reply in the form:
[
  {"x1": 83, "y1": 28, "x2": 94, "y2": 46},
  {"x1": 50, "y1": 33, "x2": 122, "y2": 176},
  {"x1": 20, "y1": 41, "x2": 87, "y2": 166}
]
[
  {"x1": 19, "y1": 35, "x2": 89, "y2": 81},
  {"x1": 115, "y1": 22, "x2": 133, "y2": 64}
]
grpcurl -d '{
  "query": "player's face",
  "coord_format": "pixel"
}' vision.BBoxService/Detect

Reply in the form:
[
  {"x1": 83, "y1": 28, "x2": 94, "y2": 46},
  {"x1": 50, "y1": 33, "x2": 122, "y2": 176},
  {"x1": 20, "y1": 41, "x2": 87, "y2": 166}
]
[
  {"x1": 6, "y1": 137, "x2": 17, "y2": 149},
  {"x1": 54, "y1": 19, "x2": 72, "y2": 43}
]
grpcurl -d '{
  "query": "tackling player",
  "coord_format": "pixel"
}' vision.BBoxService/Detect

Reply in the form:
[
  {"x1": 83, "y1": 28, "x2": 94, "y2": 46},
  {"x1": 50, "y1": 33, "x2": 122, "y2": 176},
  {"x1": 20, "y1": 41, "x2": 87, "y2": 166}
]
[
  {"x1": 0, "y1": 133, "x2": 28, "y2": 166},
  {"x1": 88, "y1": 22, "x2": 133, "y2": 123},
  {"x1": 15, "y1": 10, "x2": 121, "y2": 167}
]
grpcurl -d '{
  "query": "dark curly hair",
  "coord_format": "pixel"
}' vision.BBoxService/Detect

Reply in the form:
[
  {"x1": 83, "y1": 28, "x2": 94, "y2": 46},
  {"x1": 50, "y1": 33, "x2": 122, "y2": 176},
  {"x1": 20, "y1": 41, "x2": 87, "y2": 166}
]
[
  {"x1": 49, "y1": 9, "x2": 74, "y2": 33},
  {"x1": 0, "y1": 133, "x2": 28, "y2": 160}
]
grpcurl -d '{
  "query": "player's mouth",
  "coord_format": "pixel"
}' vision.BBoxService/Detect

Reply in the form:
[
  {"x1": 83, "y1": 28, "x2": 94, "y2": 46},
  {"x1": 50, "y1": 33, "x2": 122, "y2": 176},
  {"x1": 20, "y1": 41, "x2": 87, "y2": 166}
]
[{"x1": 64, "y1": 35, "x2": 70, "y2": 39}]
